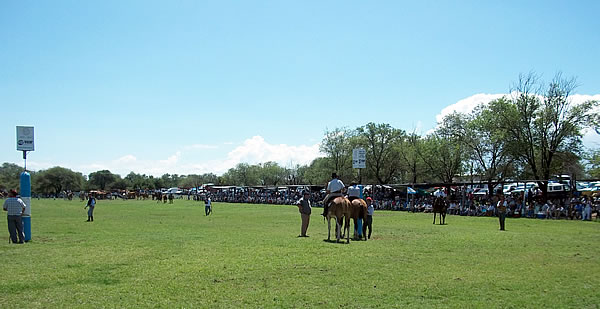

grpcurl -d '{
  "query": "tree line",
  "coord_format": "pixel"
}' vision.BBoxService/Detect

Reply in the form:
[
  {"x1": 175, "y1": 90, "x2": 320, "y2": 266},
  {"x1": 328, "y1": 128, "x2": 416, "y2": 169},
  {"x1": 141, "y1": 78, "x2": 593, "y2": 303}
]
[{"x1": 0, "y1": 73, "x2": 599, "y2": 199}]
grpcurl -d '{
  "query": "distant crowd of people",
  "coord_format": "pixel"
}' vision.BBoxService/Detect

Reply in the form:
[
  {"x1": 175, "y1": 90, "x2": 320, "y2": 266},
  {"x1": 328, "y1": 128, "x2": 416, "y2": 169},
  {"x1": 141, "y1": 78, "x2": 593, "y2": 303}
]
[{"x1": 208, "y1": 185, "x2": 599, "y2": 221}]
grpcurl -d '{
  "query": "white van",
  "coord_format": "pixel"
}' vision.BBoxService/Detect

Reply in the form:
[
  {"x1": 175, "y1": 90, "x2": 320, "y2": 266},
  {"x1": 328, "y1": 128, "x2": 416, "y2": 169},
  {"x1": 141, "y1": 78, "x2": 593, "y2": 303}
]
[{"x1": 547, "y1": 183, "x2": 567, "y2": 193}]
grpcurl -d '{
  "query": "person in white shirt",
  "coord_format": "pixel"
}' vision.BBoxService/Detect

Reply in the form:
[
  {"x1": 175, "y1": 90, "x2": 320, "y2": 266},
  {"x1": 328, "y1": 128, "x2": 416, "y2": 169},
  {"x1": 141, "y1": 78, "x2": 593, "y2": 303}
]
[
  {"x1": 582, "y1": 199, "x2": 592, "y2": 221},
  {"x1": 322, "y1": 173, "x2": 345, "y2": 217},
  {"x1": 347, "y1": 182, "x2": 361, "y2": 202}
]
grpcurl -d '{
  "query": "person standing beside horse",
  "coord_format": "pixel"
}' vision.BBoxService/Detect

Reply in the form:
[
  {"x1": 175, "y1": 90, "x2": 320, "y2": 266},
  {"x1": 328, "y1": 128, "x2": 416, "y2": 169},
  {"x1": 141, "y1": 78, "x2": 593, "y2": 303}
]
[
  {"x1": 363, "y1": 197, "x2": 374, "y2": 239},
  {"x1": 3, "y1": 190, "x2": 26, "y2": 244},
  {"x1": 296, "y1": 190, "x2": 312, "y2": 237},
  {"x1": 84, "y1": 194, "x2": 96, "y2": 222},
  {"x1": 322, "y1": 172, "x2": 345, "y2": 217}
]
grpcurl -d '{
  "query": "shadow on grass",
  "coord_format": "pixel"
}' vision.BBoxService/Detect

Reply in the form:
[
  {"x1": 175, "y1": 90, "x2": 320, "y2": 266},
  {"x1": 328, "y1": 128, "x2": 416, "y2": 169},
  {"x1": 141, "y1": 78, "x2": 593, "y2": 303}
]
[{"x1": 322, "y1": 239, "x2": 349, "y2": 245}]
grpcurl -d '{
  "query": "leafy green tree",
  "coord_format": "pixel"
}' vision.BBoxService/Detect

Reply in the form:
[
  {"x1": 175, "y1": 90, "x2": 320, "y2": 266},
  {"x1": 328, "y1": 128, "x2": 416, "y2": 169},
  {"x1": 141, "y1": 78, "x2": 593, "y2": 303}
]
[
  {"x1": 0, "y1": 162, "x2": 25, "y2": 191},
  {"x1": 88, "y1": 170, "x2": 117, "y2": 190},
  {"x1": 418, "y1": 134, "x2": 464, "y2": 184},
  {"x1": 586, "y1": 149, "x2": 600, "y2": 178},
  {"x1": 438, "y1": 104, "x2": 516, "y2": 192},
  {"x1": 320, "y1": 127, "x2": 354, "y2": 179},
  {"x1": 303, "y1": 157, "x2": 333, "y2": 185},
  {"x1": 109, "y1": 177, "x2": 129, "y2": 191},
  {"x1": 498, "y1": 72, "x2": 599, "y2": 198},
  {"x1": 259, "y1": 161, "x2": 287, "y2": 186},
  {"x1": 398, "y1": 132, "x2": 426, "y2": 184},
  {"x1": 356, "y1": 123, "x2": 405, "y2": 184},
  {"x1": 35, "y1": 166, "x2": 85, "y2": 195},
  {"x1": 125, "y1": 172, "x2": 150, "y2": 190}
]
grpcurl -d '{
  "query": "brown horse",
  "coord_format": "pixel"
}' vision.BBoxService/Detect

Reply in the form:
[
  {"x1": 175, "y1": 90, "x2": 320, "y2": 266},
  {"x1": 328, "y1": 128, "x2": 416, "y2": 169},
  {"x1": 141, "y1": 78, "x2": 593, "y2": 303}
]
[
  {"x1": 327, "y1": 196, "x2": 351, "y2": 243},
  {"x1": 345, "y1": 199, "x2": 368, "y2": 240},
  {"x1": 432, "y1": 196, "x2": 448, "y2": 225}
]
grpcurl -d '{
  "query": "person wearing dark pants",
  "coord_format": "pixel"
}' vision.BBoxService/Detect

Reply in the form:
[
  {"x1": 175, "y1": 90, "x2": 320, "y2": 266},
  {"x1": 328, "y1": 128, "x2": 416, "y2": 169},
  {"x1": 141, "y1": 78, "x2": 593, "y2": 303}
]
[
  {"x1": 3, "y1": 190, "x2": 26, "y2": 244},
  {"x1": 363, "y1": 197, "x2": 374, "y2": 239},
  {"x1": 497, "y1": 195, "x2": 507, "y2": 231}
]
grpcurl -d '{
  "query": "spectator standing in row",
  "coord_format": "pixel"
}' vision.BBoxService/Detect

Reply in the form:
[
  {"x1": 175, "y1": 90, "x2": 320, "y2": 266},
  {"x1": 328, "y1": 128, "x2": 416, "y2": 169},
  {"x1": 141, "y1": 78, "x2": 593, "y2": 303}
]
[
  {"x1": 582, "y1": 199, "x2": 592, "y2": 221},
  {"x1": 3, "y1": 190, "x2": 26, "y2": 244},
  {"x1": 296, "y1": 190, "x2": 311, "y2": 237}
]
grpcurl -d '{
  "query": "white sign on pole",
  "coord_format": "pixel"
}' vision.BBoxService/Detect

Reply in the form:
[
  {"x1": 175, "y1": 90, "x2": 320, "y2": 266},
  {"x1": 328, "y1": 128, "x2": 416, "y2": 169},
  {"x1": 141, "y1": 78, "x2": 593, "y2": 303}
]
[
  {"x1": 17, "y1": 126, "x2": 35, "y2": 151},
  {"x1": 352, "y1": 148, "x2": 366, "y2": 169}
]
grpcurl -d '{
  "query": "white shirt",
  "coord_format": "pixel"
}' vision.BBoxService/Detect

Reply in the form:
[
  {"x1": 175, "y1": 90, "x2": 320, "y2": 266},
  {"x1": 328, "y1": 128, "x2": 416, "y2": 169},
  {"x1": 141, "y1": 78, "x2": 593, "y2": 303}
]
[
  {"x1": 434, "y1": 190, "x2": 446, "y2": 197},
  {"x1": 347, "y1": 185, "x2": 360, "y2": 197},
  {"x1": 327, "y1": 178, "x2": 345, "y2": 193},
  {"x1": 367, "y1": 203, "x2": 374, "y2": 216}
]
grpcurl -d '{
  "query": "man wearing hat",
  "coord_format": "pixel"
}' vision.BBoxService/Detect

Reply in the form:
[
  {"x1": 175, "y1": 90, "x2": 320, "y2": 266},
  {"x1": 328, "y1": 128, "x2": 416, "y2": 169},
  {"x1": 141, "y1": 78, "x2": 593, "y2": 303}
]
[
  {"x1": 296, "y1": 190, "x2": 312, "y2": 237},
  {"x1": 322, "y1": 172, "x2": 345, "y2": 217},
  {"x1": 2, "y1": 190, "x2": 26, "y2": 244}
]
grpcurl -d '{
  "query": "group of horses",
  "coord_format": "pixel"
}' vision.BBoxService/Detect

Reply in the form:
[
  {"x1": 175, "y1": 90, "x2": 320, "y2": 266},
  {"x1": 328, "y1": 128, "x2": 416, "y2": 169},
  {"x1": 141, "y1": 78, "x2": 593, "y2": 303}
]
[
  {"x1": 325, "y1": 195, "x2": 448, "y2": 244},
  {"x1": 153, "y1": 192, "x2": 174, "y2": 204}
]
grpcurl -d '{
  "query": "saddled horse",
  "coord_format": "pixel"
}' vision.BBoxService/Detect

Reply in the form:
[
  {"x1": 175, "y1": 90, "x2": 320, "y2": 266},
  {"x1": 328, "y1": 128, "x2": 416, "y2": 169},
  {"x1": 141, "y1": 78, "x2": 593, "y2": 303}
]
[
  {"x1": 327, "y1": 196, "x2": 351, "y2": 243},
  {"x1": 345, "y1": 198, "x2": 368, "y2": 240},
  {"x1": 126, "y1": 191, "x2": 137, "y2": 200},
  {"x1": 432, "y1": 196, "x2": 448, "y2": 225}
]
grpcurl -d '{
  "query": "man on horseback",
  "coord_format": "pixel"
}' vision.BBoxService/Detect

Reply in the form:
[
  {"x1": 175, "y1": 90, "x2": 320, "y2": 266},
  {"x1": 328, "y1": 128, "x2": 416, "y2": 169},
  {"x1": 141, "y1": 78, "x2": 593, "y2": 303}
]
[
  {"x1": 347, "y1": 181, "x2": 361, "y2": 202},
  {"x1": 322, "y1": 172, "x2": 345, "y2": 217}
]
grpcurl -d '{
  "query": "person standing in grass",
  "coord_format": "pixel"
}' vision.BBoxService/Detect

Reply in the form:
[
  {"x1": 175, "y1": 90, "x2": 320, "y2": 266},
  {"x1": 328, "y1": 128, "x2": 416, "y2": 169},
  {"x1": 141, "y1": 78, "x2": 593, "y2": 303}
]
[
  {"x1": 497, "y1": 195, "x2": 507, "y2": 231},
  {"x1": 296, "y1": 190, "x2": 311, "y2": 237},
  {"x1": 3, "y1": 189, "x2": 26, "y2": 244},
  {"x1": 364, "y1": 197, "x2": 374, "y2": 239},
  {"x1": 84, "y1": 194, "x2": 96, "y2": 222},
  {"x1": 205, "y1": 196, "x2": 212, "y2": 216}
]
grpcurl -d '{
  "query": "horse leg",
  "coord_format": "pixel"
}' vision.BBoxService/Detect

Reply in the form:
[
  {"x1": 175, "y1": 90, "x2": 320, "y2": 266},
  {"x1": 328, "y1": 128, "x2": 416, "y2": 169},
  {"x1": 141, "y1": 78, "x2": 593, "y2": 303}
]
[
  {"x1": 345, "y1": 217, "x2": 350, "y2": 244},
  {"x1": 433, "y1": 212, "x2": 436, "y2": 224},
  {"x1": 327, "y1": 217, "x2": 331, "y2": 241},
  {"x1": 336, "y1": 218, "x2": 341, "y2": 242},
  {"x1": 442, "y1": 213, "x2": 446, "y2": 225}
]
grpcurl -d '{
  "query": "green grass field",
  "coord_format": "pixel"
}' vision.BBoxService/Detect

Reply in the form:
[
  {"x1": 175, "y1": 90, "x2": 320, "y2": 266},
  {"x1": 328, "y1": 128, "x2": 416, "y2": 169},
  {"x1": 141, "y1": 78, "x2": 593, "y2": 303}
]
[{"x1": 1, "y1": 199, "x2": 598, "y2": 308}]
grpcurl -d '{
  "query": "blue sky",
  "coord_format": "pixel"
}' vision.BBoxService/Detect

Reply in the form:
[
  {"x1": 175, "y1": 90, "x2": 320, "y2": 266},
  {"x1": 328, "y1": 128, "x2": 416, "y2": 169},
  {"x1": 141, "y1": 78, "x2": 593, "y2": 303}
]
[{"x1": 1, "y1": 1, "x2": 599, "y2": 176}]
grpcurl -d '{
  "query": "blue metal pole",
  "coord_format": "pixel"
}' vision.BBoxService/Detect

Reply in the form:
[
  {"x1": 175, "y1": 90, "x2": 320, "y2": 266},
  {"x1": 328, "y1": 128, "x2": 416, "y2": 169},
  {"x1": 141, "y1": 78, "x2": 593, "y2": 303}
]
[
  {"x1": 20, "y1": 171, "x2": 31, "y2": 242},
  {"x1": 358, "y1": 184, "x2": 364, "y2": 236}
]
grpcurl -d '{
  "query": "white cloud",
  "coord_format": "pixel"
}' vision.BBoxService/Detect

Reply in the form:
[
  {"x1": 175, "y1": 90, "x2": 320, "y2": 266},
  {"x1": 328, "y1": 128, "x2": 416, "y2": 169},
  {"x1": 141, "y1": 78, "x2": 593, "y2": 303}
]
[
  {"x1": 436, "y1": 93, "x2": 507, "y2": 124},
  {"x1": 115, "y1": 155, "x2": 137, "y2": 163},
  {"x1": 214, "y1": 136, "x2": 322, "y2": 173},
  {"x1": 435, "y1": 93, "x2": 600, "y2": 146},
  {"x1": 437, "y1": 93, "x2": 600, "y2": 125},
  {"x1": 51, "y1": 137, "x2": 323, "y2": 177}
]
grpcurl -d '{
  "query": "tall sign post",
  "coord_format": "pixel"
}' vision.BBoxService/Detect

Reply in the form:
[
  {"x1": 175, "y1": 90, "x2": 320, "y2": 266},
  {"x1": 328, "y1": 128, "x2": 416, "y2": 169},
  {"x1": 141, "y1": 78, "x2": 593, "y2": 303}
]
[
  {"x1": 352, "y1": 148, "x2": 366, "y2": 237},
  {"x1": 352, "y1": 148, "x2": 366, "y2": 187},
  {"x1": 17, "y1": 126, "x2": 34, "y2": 242}
]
